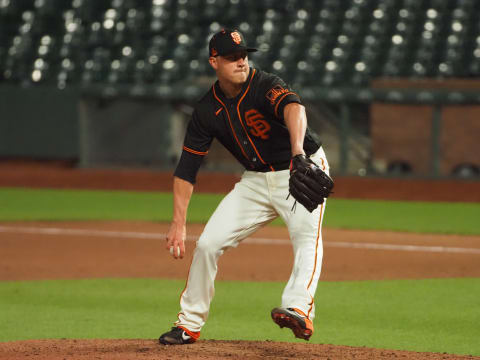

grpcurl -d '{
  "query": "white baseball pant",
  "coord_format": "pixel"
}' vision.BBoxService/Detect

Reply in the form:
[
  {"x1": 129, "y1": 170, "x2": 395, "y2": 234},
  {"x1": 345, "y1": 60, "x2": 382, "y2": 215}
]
[{"x1": 175, "y1": 147, "x2": 329, "y2": 332}]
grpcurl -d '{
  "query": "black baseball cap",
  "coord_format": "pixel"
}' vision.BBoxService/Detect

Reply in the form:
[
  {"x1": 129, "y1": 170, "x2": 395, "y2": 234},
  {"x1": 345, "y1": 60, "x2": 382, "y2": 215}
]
[{"x1": 209, "y1": 28, "x2": 258, "y2": 57}]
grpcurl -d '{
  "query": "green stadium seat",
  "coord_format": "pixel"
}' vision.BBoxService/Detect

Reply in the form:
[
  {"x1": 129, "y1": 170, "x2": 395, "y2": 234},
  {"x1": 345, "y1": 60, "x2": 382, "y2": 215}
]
[{"x1": 1, "y1": 0, "x2": 480, "y2": 89}]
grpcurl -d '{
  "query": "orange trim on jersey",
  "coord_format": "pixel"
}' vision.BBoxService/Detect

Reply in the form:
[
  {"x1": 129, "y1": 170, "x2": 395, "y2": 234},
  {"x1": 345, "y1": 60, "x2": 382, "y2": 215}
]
[
  {"x1": 212, "y1": 85, "x2": 250, "y2": 161},
  {"x1": 274, "y1": 91, "x2": 297, "y2": 118},
  {"x1": 183, "y1": 146, "x2": 208, "y2": 156},
  {"x1": 215, "y1": 107, "x2": 223, "y2": 116},
  {"x1": 237, "y1": 68, "x2": 272, "y2": 168}
]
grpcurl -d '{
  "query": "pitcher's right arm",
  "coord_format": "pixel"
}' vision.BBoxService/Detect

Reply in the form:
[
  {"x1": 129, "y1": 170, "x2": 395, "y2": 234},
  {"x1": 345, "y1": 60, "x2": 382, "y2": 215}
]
[
  {"x1": 168, "y1": 109, "x2": 213, "y2": 259},
  {"x1": 166, "y1": 176, "x2": 194, "y2": 259}
]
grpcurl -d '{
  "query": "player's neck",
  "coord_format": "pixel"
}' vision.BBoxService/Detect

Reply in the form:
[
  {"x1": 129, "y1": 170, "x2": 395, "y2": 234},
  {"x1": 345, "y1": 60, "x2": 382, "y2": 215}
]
[{"x1": 218, "y1": 80, "x2": 243, "y2": 99}]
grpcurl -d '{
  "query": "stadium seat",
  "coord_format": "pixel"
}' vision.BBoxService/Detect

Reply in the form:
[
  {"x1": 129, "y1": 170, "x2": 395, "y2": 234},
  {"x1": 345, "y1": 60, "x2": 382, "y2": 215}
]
[{"x1": 1, "y1": 0, "x2": 480, "y2": 89}]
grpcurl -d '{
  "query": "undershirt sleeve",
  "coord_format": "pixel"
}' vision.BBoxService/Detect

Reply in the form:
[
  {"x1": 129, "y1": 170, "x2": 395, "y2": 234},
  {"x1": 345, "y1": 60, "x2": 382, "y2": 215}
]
[{"x1": 173, "y1": 110, "x2": 213, "y2": 185}]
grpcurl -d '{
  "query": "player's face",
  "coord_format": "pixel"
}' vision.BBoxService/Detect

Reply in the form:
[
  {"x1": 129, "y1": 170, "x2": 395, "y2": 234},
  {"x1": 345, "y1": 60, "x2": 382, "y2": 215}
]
[{"x1": 210, "y1": 51, "x2": 249, "y2": 85}]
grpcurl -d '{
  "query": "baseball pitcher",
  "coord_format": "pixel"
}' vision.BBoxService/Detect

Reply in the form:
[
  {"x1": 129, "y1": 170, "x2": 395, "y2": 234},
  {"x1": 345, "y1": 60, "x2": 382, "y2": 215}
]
[{"x1": 159, "y1": 29, "x2": 333, "y2": 345}]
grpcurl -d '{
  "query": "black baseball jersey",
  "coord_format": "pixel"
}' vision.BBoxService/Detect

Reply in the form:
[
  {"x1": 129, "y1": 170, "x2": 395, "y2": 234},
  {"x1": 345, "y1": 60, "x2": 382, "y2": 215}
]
[{"x1": 174, "y1": 67, "x2": 321, "y2": 184}]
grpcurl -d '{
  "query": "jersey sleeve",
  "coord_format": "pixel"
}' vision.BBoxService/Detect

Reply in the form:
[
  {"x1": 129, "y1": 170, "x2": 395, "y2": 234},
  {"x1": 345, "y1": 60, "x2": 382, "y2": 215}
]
[
  {"x1": 173, "y1": 109, "x2": 213, "y2": 185},
  {"x1": 259, "y1": 74, "x2": 301, "y2": 121}
]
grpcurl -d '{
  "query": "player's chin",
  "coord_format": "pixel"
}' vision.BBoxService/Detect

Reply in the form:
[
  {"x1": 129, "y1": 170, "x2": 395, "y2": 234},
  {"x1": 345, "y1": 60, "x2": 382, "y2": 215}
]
[{"x1": 232, "y1": 73, "x2": 248, "y2": 83}]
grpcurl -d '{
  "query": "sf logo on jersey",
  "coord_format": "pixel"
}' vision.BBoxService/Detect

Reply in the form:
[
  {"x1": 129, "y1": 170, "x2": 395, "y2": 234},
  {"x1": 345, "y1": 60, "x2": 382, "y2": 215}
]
[{"x1": 245, "y1": 109, "x2": 270, "y2": 140}]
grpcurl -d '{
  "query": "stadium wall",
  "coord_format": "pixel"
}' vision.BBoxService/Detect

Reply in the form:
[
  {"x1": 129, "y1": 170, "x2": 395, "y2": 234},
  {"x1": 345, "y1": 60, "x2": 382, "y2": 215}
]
[{"x1": 0, "y1": 85, "x2": 78, "y2": 159}]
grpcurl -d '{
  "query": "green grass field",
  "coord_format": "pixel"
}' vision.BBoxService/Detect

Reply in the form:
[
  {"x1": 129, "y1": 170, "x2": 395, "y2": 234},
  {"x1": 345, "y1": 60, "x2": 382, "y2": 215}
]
[
  {"x1": 0, "y1": 278, "x2": 479, "y2": 355},
  {"x1": 1, "y1": 188, "x2": 480, "y2": 234},
  {"x1": 1, "y1": 187, "x2": 480, "y2": 355}
]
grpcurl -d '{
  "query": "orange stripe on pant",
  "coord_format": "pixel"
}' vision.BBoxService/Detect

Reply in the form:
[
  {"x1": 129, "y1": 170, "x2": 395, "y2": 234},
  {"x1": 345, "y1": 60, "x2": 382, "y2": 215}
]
[
  {"x1": 305, "y1": 152, "x2": 327, "y2": 318},
  {"x1": 306, "y1": 202, "x2": 324, "y2": 318}
]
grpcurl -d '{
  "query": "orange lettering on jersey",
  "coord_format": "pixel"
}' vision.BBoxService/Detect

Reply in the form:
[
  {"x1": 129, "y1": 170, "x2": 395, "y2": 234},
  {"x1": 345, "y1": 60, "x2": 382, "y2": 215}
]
[
  {"x1": 245, "y1": 109, "x2": 270, "y2": 140},
  {"x1": 231, "y1": 31, "x2": 242, "y2": 44},
  {"x1": 266, "y1": 85, "x2": 290, "y2": 105}
]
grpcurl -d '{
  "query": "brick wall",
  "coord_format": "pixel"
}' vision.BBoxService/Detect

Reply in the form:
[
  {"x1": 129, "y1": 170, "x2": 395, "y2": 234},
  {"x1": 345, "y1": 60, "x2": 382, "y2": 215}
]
[
  {"x1": 371, "y1": 104, "x2": 433, "y2": 174},
  {"x1": 371, "y1": 79, "x2": 480, "y2": 176}
]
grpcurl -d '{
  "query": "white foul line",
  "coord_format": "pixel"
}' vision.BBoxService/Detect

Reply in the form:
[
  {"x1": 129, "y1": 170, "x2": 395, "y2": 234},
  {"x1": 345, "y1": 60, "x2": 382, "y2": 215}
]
[
  {"x1": 0, "y1": 225, "x2": 479, "y2": 255},
  {"x1": 0, "y1": 226, "x2": 164, "y2": 240},
  {"x1": 324, "y1": 241, "x2": 480, "y2": 254}
]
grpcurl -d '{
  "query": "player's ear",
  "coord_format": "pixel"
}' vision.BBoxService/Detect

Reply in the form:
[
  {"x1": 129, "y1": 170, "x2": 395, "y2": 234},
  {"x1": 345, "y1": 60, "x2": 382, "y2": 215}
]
[{"x1": 209, "y1": 56, "x2": 218, "y2": 70}]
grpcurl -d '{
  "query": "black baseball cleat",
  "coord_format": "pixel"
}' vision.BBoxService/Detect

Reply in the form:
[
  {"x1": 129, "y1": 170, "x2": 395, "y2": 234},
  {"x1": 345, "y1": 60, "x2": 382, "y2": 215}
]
[
  {"x1": 271, "y1": 307, "x2": 314, "y2": 341},
  {"x1": 159, "y1": 326, "x2": 199, "y2": 345}
]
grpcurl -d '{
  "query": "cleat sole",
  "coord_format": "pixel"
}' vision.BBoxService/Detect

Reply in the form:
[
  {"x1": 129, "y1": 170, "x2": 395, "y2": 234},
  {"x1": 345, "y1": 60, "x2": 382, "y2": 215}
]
[{"x1": 271, "y1": 309, "x2": 312, "y2": 341}]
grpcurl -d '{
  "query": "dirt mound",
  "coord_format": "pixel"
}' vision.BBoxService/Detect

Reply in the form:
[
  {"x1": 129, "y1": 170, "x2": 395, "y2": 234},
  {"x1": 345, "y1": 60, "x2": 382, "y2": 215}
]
[{"x1": 1, "y1": 339, "x2": 478, "y2": 360}]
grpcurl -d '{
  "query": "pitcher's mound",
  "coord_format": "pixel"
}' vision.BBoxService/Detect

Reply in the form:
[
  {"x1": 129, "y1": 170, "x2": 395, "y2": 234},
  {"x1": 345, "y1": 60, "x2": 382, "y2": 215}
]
[{"x1": 0, "y1": 339, "x2": 477, "y2": 360}]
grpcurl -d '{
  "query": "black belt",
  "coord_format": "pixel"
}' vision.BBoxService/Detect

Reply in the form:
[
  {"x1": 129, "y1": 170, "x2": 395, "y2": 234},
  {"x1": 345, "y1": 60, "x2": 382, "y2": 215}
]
[
  {"x1": 255, "y1": 146, "x2": 320, "y2": 172},
  {"x1": 252, "y1": 160, "x2": 290, "y2": 172}
]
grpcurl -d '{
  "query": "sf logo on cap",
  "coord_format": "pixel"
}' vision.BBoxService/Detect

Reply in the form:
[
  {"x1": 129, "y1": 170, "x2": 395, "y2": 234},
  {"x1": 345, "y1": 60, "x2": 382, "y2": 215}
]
[{"x1": 231, "y1": 31, "x2": 242, "y2": 44}]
